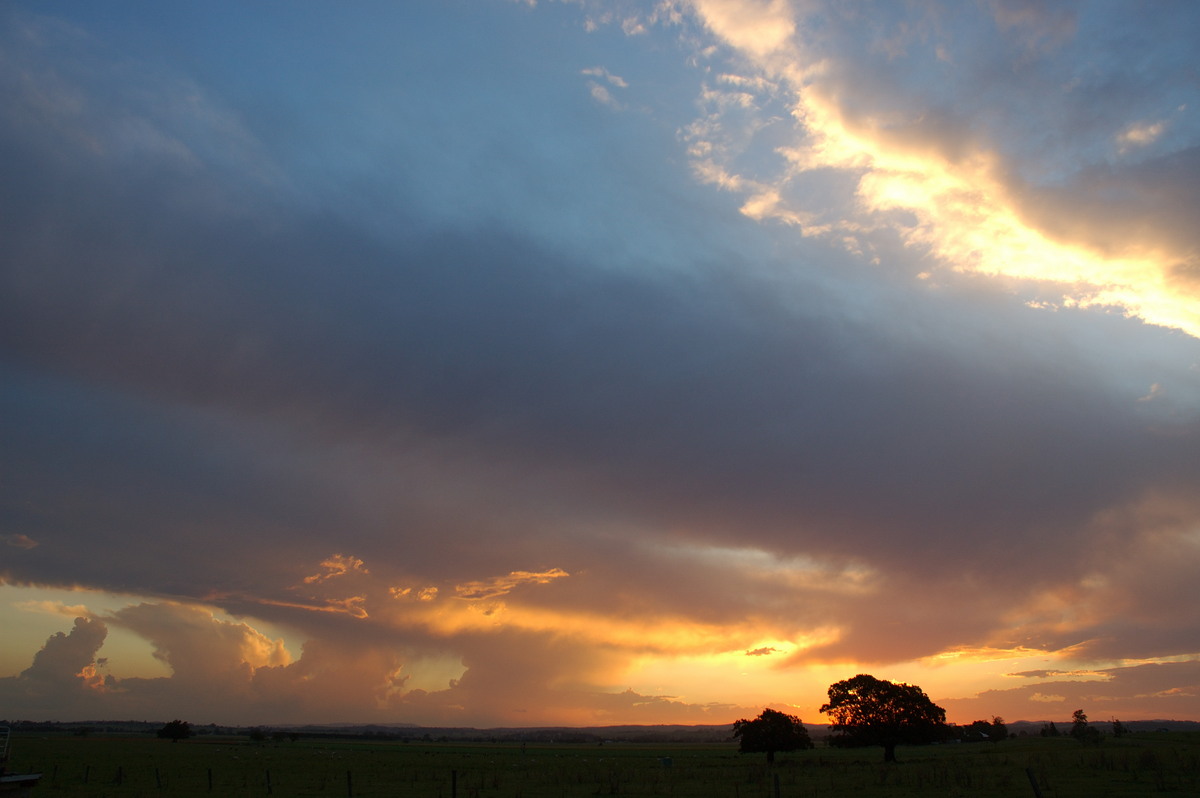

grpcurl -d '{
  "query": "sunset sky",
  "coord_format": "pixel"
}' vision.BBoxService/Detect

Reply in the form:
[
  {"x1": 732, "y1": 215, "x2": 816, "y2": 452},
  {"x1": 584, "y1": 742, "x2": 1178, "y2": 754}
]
[{"x1": 3, "y1": 0, "x2": 1200, "y2": 729}]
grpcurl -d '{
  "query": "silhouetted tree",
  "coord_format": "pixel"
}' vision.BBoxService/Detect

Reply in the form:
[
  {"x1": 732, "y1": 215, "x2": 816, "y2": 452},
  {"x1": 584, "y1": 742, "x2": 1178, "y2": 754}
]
[
  {"x1": 1111, "y1": 718, "x2": 1128, "y2": 738},
  {"x1": 156, "y1": 720, "x2": 192, "y2": 742},
  {"x1": 1071, "y1": 709, "x2": 1100, "y2": 744},
  {"x1": 962, "y1": 720, "x2": 992, "y2": 742},
  {"x1": 732, "y1": 708, "x2": 813, "y2": 764},
  {"x1": 962, "y1": 716, "x2": 1008, "y2": 743},
  {"x1": 820, "y1": 674, "x2": 947, "y2": 762},
  {"x1": 1040, "y1": 721, "x2": 1060, "y2": 737}
]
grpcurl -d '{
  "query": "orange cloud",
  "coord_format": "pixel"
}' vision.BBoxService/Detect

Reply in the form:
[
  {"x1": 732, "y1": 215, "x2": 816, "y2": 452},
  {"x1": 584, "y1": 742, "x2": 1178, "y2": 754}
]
[
  {"x1": 15, "y1": 599, "x2": 92, "y2": 618},
  {"x1": 254, "y1": 596, "x2": 371, "y2": 618},
  {"x1": 302, "y1": 553, "x2": 369, "y2": 584},
  {"x1": 454, "y1": 568, "x2": 570, "y2": 600}
]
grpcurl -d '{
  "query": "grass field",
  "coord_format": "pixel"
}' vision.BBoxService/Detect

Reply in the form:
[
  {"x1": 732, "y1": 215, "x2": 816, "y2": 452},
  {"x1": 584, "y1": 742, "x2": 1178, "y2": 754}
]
[{"x1": 7, "y1": 731, "x2": 1200, "y2": 797}]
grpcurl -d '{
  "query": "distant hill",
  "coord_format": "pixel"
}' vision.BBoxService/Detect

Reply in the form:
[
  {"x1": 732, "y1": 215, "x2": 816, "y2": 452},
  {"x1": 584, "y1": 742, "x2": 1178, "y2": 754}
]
[
  {"x1": 5, "y1": 718, "x2": 1198, "y2": 743},
  {"x1": 287, "y1": 723, "x2": 739, "y2": 744},
  {"x1": 1004, "y1": 719, "x2": 1200, "y2": 735},
  {"x1": 0, "y1": 719, "x2": 735, "y2": 743}
]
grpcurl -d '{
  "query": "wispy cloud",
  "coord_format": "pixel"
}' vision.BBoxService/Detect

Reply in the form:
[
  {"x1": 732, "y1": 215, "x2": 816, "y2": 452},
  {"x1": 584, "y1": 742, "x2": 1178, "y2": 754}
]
[
  {"x1": 455, "y1": 568, "x2": 570, "y2": 600},
  {"x1": 303, "y1": 554, "x2": 370, "y2": 585},
  {"x1": 745, "y1": 646, "x2": 778, "y2": 657}
]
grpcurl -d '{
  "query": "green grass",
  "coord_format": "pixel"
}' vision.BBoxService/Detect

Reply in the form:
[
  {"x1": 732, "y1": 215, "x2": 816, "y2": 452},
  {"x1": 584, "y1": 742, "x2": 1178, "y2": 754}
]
[{"x1": 8, "y1": 731, "x2": 1200, "y2": 797}]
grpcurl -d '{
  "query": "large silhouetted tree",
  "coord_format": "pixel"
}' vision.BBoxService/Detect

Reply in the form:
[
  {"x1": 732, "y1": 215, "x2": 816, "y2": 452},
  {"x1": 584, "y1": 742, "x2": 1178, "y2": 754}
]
[
  {"x1": 820, "y1": 674, "x2": 947, "y2": 762},
  {"x1": 732, "y1": 708, "x2": 813, "y2": 764}
]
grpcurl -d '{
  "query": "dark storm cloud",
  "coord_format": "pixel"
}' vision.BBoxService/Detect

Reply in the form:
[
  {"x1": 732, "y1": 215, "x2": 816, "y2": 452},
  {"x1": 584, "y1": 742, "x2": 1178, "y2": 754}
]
[
  {"x1": 3, "y1": 10, "x2": 1199, "y2": 620},
  {"x1": 5, "y1": 120, "x2": 1188, "y2": 600}
]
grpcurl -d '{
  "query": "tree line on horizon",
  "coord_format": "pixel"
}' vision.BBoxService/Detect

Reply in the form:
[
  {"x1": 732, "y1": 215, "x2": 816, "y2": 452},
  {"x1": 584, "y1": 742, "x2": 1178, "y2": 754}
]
[{"x1": 733, "y1": 673, "x2": 1129, "y2": 763}]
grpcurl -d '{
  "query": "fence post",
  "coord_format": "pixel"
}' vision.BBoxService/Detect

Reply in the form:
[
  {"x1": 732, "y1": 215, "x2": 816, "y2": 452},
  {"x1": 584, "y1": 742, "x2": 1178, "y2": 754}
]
[
  {"x1": 346, "y1": 769, "x2": 353, "y2": 797},
  {"x1": 1025, "y1": 768, "x2": 1044, "y2": 798}
]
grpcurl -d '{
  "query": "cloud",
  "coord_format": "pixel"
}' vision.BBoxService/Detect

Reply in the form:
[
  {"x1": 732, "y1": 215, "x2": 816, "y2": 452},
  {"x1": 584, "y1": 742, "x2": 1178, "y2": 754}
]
[
  {"x1": 19, "y1": 616, "x2": 107, "y2": 686},
  {"x1": 1, "y1": 1, "x2": 1199, "y2": 726},
  {"x1": 0, "y1": 601, "x2": 754, "y2": 726},
  {"x1": 1009, "y1": 670, "x2": 1112, "y2": 681},
  {"x1": 581, "y1": 66, "x2": 628, "y2": 88},
  {"x1": 106, "y1": 603, "x2": 291, "y2": 683},
  {"x1": 15, "y1": 600, "x2": 90, "y2": 618},
  {"x1": 745, "y1": 647, "x2": 778, "y2": 657},
  {"x1": 1029, "y1": 693, "x2": 1066, "y2": 704},
  {"x1": 303, "y1": 554, "x2": 370, "y2": 585},
  {"x1": 688, "y1": 0, "x2": 796, "y2": 59},
  {"x1": 582, "y1": 66, "x2": 629, "y2": 110},
  {"x1": 1119, "y1": 120, "x2": 1167, "y2": 152},
  {"x1": 682, "y1": 0, "x2": 1200, "y2": 337},
  {"x1": 454, "y1": 568, "x2": 570, "y2": 600},
  {"x1": 587, "y1": 81, "x2": 623, "y2": 109},
  {"x1": 986, "y1": 0, "x2": 1078, "y2": 54},
  {"x1": 945, "y1": 660, "x2": 1200, "y2": 722}
]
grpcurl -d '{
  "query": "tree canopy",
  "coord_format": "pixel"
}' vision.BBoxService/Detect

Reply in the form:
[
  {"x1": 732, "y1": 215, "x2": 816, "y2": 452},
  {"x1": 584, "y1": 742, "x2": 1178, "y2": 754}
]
[
  {"x1": 819, "y1": 674, "x2": 947, "y2": 762},
  {"x1": 156, "y1": 719, "x2": 193, "y2": 742},
  {"x1": 732, "y1": 708, "x2": 813, "y2": 764},
  {"x1": 962, "y1": 716, "x2": 1008, "y2": 743},
  {"x1": 1071, "y1": 709, "x2": 1100, "y2": 744}
]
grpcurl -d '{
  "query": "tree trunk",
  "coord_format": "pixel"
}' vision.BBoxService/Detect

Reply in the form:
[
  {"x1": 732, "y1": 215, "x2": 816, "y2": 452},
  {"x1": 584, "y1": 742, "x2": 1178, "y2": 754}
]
[{"x1": 883, "y1": 742, "x2": 897, "y2": 763}]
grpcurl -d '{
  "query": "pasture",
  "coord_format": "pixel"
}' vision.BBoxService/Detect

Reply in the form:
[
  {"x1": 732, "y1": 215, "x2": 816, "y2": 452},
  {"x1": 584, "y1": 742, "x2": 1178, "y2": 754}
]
[{"x1": 7, "y1": 730, "x2": 1200, "y2": 797}]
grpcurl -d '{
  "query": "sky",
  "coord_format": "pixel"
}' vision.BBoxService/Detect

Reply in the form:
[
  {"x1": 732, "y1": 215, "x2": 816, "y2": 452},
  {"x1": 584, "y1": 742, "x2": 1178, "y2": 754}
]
[{"x1": 2, "y1": 0, "x2": 1200, "y2": 729}]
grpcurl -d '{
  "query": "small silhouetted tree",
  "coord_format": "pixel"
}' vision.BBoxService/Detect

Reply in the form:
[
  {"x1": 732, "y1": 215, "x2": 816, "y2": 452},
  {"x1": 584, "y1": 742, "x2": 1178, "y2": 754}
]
[
  {"x1": 820, "y1": 674, "x2": 947, "y2": 762},
  {"x1": 157, "y1": 720, "x2": 192, "y2": 742},
  {"x1": 990, "y1": 716, "x2": 1009, "y2": 742},
  {"x1": 732, "y1": 708, "x2": 813, "y2": 764},
  {"x1": 1071, "y1": 709, "x2": 1100, "y2": 745},
  {"x1": 1040, "y1": 721, "x2": 1059, "y2": 737},
  {"x1": 1112, "y1": 718, "x2": 1128, "y2": 738}
]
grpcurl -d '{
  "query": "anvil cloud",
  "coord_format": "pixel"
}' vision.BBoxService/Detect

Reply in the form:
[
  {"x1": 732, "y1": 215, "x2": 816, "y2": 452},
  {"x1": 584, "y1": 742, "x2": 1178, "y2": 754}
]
[{"x1": 2, "y1": 0, "x2": 1199, "y2": 728}]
